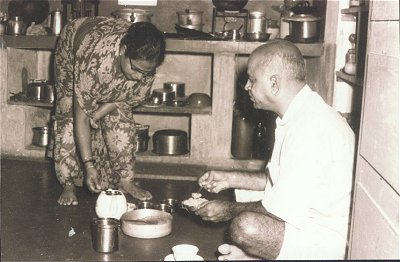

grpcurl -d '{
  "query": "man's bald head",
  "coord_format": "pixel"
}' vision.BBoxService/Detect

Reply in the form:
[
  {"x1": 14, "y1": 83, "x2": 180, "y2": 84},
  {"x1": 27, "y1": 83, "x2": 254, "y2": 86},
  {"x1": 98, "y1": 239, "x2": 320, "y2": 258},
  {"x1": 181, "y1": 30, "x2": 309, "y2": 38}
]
[{"x1": 249, "y1": 40, "x2": 306, "y2": 84}]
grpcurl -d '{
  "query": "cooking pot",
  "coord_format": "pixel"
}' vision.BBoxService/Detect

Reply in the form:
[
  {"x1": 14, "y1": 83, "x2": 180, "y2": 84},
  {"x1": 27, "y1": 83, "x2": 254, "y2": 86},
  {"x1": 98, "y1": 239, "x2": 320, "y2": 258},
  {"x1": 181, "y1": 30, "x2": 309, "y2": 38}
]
[
  {"x1": 212, "y1": 0, "x2": 248, "y2": 11},
  {"x1": 136, "y1": 124, "x2": 150, "y2": 152},
  {"x1": 111, "y1": 8, "x2": 153, "y2": 23},
  {"x1": 176, "y1": 9, "x2": 203, "y2": 31},
  {"x1": 152, "y1": 88, "x2": 175, "y2": 103},
  {"x1": 32, "y1": 126, "x2": 49, "y2": 147},
  {"x1": 152, "y1": 129, "x2": 189, "y2": 155},
  {"x1": 163, "y1": 82, "x2": 185, "y2": 98},
  {"x1": 284, "y1": 14, "x2": 321, "y2": 41},
  {"x1": 25, "y1": 79, "x2": 54, "y2": 102},
  {"x1": 6, "y1": 16, "x2": 26, "y2": 35}
]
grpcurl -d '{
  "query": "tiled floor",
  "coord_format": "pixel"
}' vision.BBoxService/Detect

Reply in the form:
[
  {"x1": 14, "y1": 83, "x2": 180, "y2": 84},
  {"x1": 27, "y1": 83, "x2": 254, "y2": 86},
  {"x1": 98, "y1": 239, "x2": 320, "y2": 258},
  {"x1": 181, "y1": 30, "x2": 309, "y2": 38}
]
[{"x1": 1, "y1": 158, "x2": 233, "y2": 261}]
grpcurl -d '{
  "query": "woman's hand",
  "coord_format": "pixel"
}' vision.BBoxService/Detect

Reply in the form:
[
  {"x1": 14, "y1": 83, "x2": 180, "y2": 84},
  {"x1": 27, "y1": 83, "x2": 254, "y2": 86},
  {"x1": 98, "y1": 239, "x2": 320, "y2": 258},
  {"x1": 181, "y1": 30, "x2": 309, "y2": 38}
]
[
  {"x1": 85, "y1": 166, "x2": 101, "y2": 193},
  {"x1": 198, "y1": 170, "x2": 231, "y2": 193}
]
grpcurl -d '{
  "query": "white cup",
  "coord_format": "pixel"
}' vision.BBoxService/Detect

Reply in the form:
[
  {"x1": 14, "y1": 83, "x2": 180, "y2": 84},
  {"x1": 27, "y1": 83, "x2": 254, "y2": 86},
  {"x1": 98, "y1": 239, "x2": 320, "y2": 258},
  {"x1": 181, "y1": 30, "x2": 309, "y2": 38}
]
[{"x1": 172, "y1": 244, "x2": 199, "y2": 261}]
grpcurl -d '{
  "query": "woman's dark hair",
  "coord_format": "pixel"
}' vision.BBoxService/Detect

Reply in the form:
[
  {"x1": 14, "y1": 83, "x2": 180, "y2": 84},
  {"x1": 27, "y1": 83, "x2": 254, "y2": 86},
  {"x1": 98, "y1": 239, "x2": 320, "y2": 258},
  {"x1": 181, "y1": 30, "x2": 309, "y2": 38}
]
[{"x1": 121, "y1": 22, "x2": 166, "y2": 66}]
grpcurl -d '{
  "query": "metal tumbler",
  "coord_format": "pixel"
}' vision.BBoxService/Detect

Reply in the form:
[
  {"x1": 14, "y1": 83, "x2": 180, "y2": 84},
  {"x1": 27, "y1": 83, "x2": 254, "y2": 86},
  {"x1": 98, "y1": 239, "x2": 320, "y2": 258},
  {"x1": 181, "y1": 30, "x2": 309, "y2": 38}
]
[
  {"x1": 91, "y1": 218, "x2": 119, "y2": 253},
  {"x1": 51, "y1": 9, "x2": 62, "y2": 35}
]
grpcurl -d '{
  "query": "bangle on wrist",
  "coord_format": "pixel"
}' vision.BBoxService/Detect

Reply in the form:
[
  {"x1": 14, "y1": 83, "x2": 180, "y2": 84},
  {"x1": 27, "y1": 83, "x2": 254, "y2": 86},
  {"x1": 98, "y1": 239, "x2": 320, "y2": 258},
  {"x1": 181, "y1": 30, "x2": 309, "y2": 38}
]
[
  {"x1": 86, "y1": 165, "x2": 95, "y2": 170},
  {"x1": 83, "y1": 159, "x2": 94, "y2": 164}
]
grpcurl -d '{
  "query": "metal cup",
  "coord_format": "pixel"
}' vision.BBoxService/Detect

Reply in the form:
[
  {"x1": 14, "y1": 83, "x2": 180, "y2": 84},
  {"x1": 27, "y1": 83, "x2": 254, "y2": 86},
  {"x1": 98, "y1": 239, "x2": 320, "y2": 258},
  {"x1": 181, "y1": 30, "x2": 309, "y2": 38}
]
[{"x1": 91, "y1": 218, "x2": 119, "y2": 253}]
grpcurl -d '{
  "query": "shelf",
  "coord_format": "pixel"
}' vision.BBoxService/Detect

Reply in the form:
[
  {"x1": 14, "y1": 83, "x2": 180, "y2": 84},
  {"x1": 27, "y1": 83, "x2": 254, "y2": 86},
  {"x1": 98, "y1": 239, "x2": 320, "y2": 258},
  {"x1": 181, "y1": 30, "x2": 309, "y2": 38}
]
[
  {"x1": 336, "y1": 70, "x2": 363, "y2": 87},
  {"x1": 7, "y1": 99, "x2": 211, "y2": 115},
  {"x1": 1, "y1": 35, "x2": 58, "y2": 50},
  {"x1": 135, "y1": 104, "x2": 211, "y2": 115},
  {"x1": 166, "y1": 39, "x2": 324, "y2": 57},
  {"x1": 2, "y1": 35, "x2": 324, "y2": 57},
  {"x1": 25, "y1": 145, "x2": 47, "y2": 151},
  {"x1": 341, "y1": 5, "x2": 369, "y2": 15},
  {"x1": 8, "y1": 99, "x2": 54, "y2": 108}
]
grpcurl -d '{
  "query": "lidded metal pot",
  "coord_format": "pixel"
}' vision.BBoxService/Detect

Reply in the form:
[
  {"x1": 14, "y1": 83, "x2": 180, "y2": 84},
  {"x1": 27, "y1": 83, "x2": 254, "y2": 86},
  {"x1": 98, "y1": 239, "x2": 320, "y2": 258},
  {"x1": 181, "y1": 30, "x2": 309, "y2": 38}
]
[
  {"x1": 6, "y1": 16, "x2": 27, "y2": 35},
  {"x1": 32, "y1": 127, "x2": 49, "y2": 147}
]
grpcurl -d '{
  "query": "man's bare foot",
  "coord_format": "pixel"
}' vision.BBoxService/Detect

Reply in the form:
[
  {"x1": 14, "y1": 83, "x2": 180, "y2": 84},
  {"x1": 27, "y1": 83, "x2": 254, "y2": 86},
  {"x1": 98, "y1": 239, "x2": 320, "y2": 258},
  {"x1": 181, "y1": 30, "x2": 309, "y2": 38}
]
[
  {"x1": 217, "y1": 244, "x2": 259, "y2": 260},
  {"x1": 58, "y1": 184, "x2": 78, "y2": 206},
  {"x1": 119, "y1": 180, "x2": 152, "y2": 201}
]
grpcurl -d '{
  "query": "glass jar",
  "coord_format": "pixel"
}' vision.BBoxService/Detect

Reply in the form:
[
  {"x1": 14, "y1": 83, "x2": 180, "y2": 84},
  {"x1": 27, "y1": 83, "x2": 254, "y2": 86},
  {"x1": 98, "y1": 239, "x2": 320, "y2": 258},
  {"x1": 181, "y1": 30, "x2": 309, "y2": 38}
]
[{"x1": 344, "y1": 49, "x2": 356, "y2": 75}]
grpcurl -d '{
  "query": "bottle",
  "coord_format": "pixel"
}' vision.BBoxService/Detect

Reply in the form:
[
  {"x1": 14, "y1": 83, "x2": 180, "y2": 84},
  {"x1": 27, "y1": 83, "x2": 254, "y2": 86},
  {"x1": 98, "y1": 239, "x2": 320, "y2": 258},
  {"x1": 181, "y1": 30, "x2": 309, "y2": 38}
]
[
  {"x1": 231, "y1": 115, "x2": 254, "y2": 160},
  {"x1": 266, "y1": 19, "x2": 280, "y2": 40},
  {"x1": 252, "y1": 122, "x2": 268, "y2": 160},
  {"x1": 344, "y1": 34, "x2": 357, "y2": 75},
  {"x1": 51, "y1": 9, "x2": 62, "y2": 35}
]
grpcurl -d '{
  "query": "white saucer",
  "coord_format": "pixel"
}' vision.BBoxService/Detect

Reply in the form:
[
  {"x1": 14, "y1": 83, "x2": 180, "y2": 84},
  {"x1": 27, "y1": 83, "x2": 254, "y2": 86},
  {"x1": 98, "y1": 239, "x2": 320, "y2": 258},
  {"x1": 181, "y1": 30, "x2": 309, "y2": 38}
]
[{"x1": 164, "y1": 254, "x2": 204, "y2": 261}]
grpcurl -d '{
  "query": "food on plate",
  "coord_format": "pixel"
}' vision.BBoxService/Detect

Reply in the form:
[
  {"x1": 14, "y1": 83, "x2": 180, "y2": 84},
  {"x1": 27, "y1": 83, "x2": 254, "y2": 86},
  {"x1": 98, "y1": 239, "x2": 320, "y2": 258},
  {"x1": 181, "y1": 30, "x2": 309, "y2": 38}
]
[
  {"x1": 191, "y1": 192, "x2": 202, "y2": 199},
  {"x1": 182, "y1": 193, "x2": 208, "y2": 211}
]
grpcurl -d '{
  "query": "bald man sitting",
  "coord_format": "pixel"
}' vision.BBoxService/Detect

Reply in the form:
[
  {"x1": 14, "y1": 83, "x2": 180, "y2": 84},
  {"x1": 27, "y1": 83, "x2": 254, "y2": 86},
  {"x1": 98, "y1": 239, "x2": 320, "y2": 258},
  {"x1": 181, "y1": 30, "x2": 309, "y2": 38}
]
[{"x1": 195, "y1": 40, "x2": 355, "y2": 260}]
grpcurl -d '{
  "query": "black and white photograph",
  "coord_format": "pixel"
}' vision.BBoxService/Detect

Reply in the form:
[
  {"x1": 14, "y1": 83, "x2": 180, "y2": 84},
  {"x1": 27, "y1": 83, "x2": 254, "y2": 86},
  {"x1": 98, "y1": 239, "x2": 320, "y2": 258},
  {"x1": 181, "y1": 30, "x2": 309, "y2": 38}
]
[{"x1": 0, "y1": 0, "x2": 398, "y2": 261}]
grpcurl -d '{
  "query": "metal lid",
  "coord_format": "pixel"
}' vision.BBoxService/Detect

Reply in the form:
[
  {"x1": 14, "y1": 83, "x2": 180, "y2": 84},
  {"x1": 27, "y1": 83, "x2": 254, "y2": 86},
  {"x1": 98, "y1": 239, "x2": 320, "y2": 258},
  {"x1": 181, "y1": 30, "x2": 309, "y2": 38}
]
[{"x1": 284, "y1": 14, "x2": 320, "y2": 22}]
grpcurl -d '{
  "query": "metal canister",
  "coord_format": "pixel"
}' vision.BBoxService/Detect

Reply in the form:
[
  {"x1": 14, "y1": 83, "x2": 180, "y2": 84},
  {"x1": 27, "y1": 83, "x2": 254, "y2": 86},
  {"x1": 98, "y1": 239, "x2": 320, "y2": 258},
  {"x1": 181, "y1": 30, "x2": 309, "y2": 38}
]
[
  {"x1": 248, "y1": 11, "x2": 266, "y2": 33},
  {"x1": 51, "y1": 9, "x2": 62, "y2": 35}
]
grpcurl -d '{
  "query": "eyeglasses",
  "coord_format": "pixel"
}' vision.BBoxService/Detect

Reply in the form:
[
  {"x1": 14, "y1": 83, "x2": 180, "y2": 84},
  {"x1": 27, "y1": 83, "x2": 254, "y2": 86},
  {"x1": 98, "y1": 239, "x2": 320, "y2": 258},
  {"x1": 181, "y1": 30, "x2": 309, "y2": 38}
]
[{"x1": 129, "y1": 58, "x2": 156, "y2": 79}]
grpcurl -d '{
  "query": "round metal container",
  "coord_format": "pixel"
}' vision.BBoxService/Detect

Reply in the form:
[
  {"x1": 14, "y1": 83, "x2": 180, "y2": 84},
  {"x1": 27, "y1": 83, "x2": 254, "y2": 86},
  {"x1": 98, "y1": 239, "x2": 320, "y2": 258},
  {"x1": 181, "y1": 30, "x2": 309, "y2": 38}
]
[
  {"x1": 111, "y1": 8, "x2": 153, "y2": 23},
  {"x1": 152, "y1": 129, "x2": 188, "y2": 155},
  {"x1": 32, "y1": 127, "x2": 49, "y2": 147},
  {"x1": 136, "y1": 125, "x2": 150, "y2": 152},
  {"x1": 163, "y1": 82, "x2": 185, "y2": 98},
  {"x1": 91, "y1": 218, "x2": 119, "y2": 253},
  {"x1": 152, "y1": 88, "x2": 175, "y2": 103},
  {"x1": 177, "y1": 10, "x2": 203, "y2": 26},
  {"x1": 26, "y1": 79, "x2": 54, "y2": 102},
  {"x1": 121, "y1": 209, "x2": 173, "y2": 239},
  {"x1": 248, "y1": 11, "x2": 266, "y2": 33},
  {"x1": 284, "y1": 14, "x2": 321, "y2": 40}
]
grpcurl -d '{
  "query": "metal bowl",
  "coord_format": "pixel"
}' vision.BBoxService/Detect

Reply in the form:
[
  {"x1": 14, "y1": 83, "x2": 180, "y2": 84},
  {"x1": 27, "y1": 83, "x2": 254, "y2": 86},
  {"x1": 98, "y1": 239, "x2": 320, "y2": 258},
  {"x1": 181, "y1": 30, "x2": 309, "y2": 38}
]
[
  {"x1": 244, "y1": 32, "x2": 271, "y2": 42},
  {"x1": 154, "y1": 203, "x2": 173, "y2": 213},
  {"x1": 161, "y1": 198, "x2": 179, "y2": 212},
  {"x1": 138, "y1": 201, "x2": 155, "y2": 209},
  {"x1": 187, "y1": 93, "x2": 212, "y2": 108},
  {"x1": 121, "y1": 209, "x2": 173, "y2": 239}
]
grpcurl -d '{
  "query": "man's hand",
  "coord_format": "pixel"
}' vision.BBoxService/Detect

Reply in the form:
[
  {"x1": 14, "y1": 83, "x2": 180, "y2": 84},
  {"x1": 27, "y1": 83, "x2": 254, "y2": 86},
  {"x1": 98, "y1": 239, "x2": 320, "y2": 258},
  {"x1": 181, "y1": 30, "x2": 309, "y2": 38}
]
[
  {"x1": 195, "y1": 200, "x2": 234, "y2": 222},
  {"x1": 85, "y1": 167, "x2": 101, "y2": 193},
  {"x1": 198, "y1": 170, "x2": 230, "y2": 193},
  {"x1": 217, "y1": 244, "x2": 259, "y2": 261}
]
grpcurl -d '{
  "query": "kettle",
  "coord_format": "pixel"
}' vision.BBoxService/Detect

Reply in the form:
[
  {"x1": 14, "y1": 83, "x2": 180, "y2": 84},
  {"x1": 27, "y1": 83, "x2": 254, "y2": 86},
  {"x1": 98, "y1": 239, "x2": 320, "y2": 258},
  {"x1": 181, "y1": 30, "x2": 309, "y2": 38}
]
[{"x1": 6, "y1": 16, "x2": 27, "y2": 35}]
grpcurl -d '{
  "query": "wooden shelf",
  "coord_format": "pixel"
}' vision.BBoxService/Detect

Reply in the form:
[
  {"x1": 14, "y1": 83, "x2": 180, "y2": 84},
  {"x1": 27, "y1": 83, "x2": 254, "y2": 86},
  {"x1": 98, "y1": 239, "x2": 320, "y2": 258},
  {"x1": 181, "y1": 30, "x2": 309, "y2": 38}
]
[
  {"x1": 2, "y1": 35, "x2": 324, "y2": 57},
  {"x1": 8, "y1": 100, "x2": 54, "y2": 108},
  {"x1": 341, "y1": 5, "x2": 369, "y2": 15},
  {"x1": 336, "y1": 70, "x2": 363, "y2": 87},
  {"x1": 7, "y1": 99, "x2": 211, "y2": 115},
  {"x1": 135, "y1": 104, "x2": 211, "y2": 115},
  {"x1": 1, "y1": 35, "x2": 58, "y2": 50}
]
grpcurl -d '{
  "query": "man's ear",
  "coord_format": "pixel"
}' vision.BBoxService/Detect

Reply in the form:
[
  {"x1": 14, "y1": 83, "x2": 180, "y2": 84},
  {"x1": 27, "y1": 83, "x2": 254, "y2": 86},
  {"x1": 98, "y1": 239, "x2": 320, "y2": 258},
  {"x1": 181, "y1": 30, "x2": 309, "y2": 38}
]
[{"x1": 271, "y1": 75, "x2": 280, "y2": 96}]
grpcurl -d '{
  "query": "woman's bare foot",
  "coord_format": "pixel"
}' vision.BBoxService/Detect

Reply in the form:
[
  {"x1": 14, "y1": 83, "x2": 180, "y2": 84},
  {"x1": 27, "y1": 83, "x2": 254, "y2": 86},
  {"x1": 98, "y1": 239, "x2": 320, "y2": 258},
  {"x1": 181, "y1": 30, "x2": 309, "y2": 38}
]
[
  {"x1": 217, "y1": 244, "x2": 259, "y2": 260},
  {"x1": 58, "y1": 184, "x2": 78, "y2": 206},
  {"x1": 119, "y1": 179, "x2": 152, "y2": 201}
]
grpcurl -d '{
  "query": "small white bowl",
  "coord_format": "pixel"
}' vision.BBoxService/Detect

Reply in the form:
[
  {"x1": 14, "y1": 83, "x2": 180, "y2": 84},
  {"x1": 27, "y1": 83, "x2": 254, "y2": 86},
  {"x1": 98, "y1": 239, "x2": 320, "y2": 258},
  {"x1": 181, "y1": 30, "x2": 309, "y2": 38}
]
[{"x1": 172, "y1": 244, "x2": 199, "y2": 261}]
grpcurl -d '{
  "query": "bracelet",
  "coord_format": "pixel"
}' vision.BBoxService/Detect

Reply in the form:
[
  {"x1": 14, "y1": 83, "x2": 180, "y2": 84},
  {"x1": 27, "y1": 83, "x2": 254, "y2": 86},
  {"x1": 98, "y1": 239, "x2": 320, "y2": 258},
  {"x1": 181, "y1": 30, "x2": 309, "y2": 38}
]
[
  {"x1": 82, "y1": 156, "x2": 93, "y2": 162},
  {"x1": 86, "y1": 165, "x2": 95, "y2": 170},
  {"x1": 83, "y1": 159, "x2": 94, "y2": 164}
]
